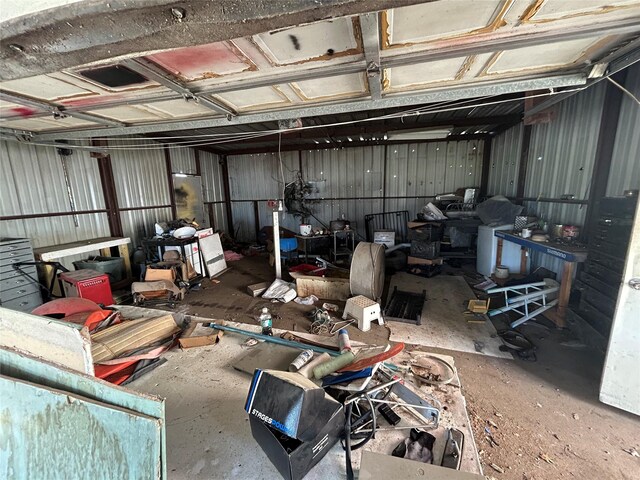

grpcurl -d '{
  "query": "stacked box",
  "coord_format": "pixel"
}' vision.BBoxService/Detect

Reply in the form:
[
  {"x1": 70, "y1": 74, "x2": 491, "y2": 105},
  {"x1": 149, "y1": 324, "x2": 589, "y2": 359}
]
[{"x1": 410, "y1": 240, "x2": 441, "y2": 259}]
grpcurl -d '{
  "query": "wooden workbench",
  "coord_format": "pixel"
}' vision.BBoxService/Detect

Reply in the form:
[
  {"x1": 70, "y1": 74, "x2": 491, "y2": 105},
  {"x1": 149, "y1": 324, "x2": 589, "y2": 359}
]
[
  {"x1": 34, "y1": 236, "x2": 133, "y2": 292},
  {"x1": 495, "y1": 231, "x2": 588, "y2": 327}
]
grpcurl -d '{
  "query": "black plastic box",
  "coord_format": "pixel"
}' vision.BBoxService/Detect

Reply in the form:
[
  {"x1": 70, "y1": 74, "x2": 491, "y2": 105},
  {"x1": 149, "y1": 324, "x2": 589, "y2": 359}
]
[{"x1": 245, "y1": 369, "x2": 344, "y2": 480}]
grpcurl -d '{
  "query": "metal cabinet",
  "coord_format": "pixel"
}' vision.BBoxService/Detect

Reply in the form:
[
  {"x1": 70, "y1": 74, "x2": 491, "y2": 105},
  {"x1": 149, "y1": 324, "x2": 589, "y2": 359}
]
[
  {"x1": 571, "y1": 197, "x2": 636, "y2": 339},
  {"x1": 0, "y1": 238, "x2": 42, "y2": 313}
]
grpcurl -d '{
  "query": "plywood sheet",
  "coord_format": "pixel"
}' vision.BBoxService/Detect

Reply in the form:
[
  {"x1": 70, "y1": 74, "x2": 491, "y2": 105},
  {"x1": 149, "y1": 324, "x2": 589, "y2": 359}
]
[{"x1": 387, "y1": 273, "x2": 511, "y2": 359}]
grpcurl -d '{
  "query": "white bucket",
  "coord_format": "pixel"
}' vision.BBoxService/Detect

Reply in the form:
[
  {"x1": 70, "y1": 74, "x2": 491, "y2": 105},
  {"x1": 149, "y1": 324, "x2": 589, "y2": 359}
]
[{"x1": 299, "y1": 224, "x2": 312, "y2": 236}]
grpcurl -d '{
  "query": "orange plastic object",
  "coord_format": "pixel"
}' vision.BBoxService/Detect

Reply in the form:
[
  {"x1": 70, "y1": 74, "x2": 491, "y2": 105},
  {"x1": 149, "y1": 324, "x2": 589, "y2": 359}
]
[{"x1": 337, "y1": 342, "x2": 404, "y2": 372}]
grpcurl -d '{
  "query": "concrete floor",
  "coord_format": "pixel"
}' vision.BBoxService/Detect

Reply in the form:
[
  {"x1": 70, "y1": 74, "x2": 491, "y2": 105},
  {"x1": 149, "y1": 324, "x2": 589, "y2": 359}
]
[{"x1": 130, "y1": 256, "x2": 640, "y2": 479}]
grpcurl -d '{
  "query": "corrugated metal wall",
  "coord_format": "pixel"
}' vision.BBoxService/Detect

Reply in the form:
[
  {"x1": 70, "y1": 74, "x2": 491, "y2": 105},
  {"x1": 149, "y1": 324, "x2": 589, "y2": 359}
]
[
  {"x1": 486, "y1": 76, "x2": 638, "y2": 278},
  {"x1": 199, "y1": 150, "x2": 228, "y2": 233},
  {"x1": 169, "y1": 147, "x2": 197, "y2": 175},
  {"x1": 109, "y1": 140, "x2": 171, "y2": 209},
  {"x1": 0, "y1": 140, "x2": 110, "y2": 268},
  {"x1": 227, "y1": 141, "x2": 483, "y2": 241},
  {"x1": 607, "y1": 62, "x2": 640, "y2": 196},
  {"x1": 487, "y1": 123, "x2": 522, "y2": 197},
  {"x1": 227, "y1": 151, "x2": 299, "y2": 240}
]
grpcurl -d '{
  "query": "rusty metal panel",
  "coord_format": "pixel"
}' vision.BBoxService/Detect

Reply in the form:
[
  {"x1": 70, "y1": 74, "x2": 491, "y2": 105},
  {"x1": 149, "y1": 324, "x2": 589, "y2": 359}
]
[
  {"x1": 169, "y1": 148, "x2": 197, "y2": 175},
  {"x1": 109, "y1": 140, "x2": 171, "y2": 209},
  {"x1": 487, "y1": 124, "x2": 522, "y2": 197},
  {"x1": 608, "y1": 62, "x2": 640, "y2": 196}
]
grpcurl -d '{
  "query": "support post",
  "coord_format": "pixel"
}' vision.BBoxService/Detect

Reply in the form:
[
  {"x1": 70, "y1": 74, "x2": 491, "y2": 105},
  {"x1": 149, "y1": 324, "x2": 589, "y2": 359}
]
[
  {"x1": 92, "y1": 139, "x2": 123, "y2": 237},
  {"x1": 164, "y1": 147, "x2": 177, "y2": 219},
  {"x1": 515, "y1": 125, "x2": 532, "y2": 204},
  {"x1": 585, "y1": 69, "x2": 628, "y2": 236},
  {"x1": 273, "y1": 209, "x2": 282, "y2": 279},
  {"x1": 220, "y1": 155, "x2": 234, "y2": 236},
  {"x1": 480, "y1": 136, "x2": 493, "y2": 198}
]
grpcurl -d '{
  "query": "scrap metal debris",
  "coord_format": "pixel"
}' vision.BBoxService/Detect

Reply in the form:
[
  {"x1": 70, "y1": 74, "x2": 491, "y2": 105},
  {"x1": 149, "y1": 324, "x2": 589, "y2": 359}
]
[
  {"x1": 489, "y1": 463, "x2": 504, "y2": 473},
  {"x1": 539, "y1": 453, "x2": 554, "y2": 464}
]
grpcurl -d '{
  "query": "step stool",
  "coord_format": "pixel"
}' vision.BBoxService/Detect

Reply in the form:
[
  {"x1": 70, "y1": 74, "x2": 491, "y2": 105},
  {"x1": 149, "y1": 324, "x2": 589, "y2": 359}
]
[{"x1": 343, "y1": 295, "x2": 384, "y2": 332}]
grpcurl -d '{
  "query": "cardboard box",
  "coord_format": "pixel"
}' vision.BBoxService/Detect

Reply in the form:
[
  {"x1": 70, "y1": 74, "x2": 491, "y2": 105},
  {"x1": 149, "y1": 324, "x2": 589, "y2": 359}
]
[
  {"x1": 245, "y1": 370, "x2": 343, "y2": 480},
  {"x1": 290, "y1": 273, "x2": 350, "y2": 301},
  {"x1": 373, "y1": 230, "x2": 395, "y2": 248},
  {"x1": 407, "y1": 256, "x2": 443, "y2": 266},
  {"x1": 247, "y1": 281, "x2": 271, "y2": 297}
]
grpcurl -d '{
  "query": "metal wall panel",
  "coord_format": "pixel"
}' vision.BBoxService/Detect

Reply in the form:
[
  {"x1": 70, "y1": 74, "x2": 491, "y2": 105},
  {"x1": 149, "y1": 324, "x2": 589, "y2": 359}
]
[
  {"x1": 169, "y1": 147, "x2": 197, "y2": 174},
  {"x1": 228, "y1": 152, "x2": 299, "y2": 200},
  {"x1": 109, "y1": 140, "x2": 171, "y2": 208},
  {"x1": 524, "y1": 82, "x2": 606, "y2": 205},
  {"x1": 230, "y1": 202, "x2": 255, "y2": 242},
  {"x1": 200, "y1": 150, "x2": 226, "y2": 203},
  {"x1": 608, "y1": 63, "x2": 640, "y2": 196},
  {"x1": 386, "y1": 141, "x2": 483, "y2": 199},
  {"x1": 487, "y1": 124, "x2": 522, "y2": 197},
  {"x1": 0, "y1": 140, "x2": 105, "y2": 216},
  {"x1": 208, "y1": 202, "x2": 229, "y2": 233},
  {"x1": 120, "y1": 207, "x2": 172, "y2": 248}
]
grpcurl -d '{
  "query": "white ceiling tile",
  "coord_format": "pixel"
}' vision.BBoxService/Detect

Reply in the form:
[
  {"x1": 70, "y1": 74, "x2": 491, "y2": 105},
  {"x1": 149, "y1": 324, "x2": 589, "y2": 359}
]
[
  {"x1": 143, "y1": 99, "x2": 215, "y2": 117},
  {"x1": 1, "y1": 74, "x2": 94, "y2": 100},
  {"x1": 213, "y1": 86, "x2": 290, "y2": 109},
  {"x1": 529, "y1": 0, "x2": 639, "y2": 21},
  {"x1": 291, "y1": 73, "x2": 366, "y2": 100},
  {"x1": 387, "y1": 1, "x2": 504, "y2": 45},
  {"x1": 486, "y1": 37, "x2": 603, "y2": 74},
  {"x1": 386, "y1": 58, "x2": 466, "y2": 90},
  {"x1": 1, "y1": 116, "x2": 97, "y2": 131},
  {"x1": 253, "y1": 17, "x2": 359, "y2": 65},
  {"x1": 86, "y1": 106, "x2": 164, "y2": 122}
]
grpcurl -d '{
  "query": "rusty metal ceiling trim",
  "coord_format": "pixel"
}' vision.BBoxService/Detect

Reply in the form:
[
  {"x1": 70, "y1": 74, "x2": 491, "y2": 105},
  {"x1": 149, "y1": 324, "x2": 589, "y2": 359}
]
[
  {"x1": 120, "y1": 58, "x2": 237, "y2": 117},
  {"x1": 0, "y1": 90, "x2": 125, "y2": 127},
  {"x1": 359, "y1": 12, "x2": 383, "y2": 100},
  {"x1": 29, "y1": 72, "x2": 586, "y2": 141}
]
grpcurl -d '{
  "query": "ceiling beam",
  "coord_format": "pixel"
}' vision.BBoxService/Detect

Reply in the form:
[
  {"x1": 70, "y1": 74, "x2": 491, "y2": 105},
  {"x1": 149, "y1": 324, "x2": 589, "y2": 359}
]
[
  {"x1": 0, "y1": 91, "x2": 125, "y2": 127},
  {"x1": 120, "y1": 58, "x2": 237, "y2": 117},
  {"x1": 205, "y1": 114, "x2": 522, "y2": 147},
  {"x1": 359, "y1": 12, "x2": 383, "y2": 100},
  {"x1": 29, "y1": 72, "x2": 584, "y2": 140},
  {"x1": 219, "y1": 134, "x2": 490, "y2": 155}
]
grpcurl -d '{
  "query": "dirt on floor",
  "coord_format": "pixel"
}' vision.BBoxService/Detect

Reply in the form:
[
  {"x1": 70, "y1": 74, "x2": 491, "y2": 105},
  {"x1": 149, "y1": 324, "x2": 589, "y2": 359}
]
[{"x1": 150, "y1": 255, "x2": 640, "y2": 480}]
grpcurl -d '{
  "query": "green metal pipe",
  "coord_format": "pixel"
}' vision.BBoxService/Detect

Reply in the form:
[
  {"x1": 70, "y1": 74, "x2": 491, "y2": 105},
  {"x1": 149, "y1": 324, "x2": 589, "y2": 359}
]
[{"x1": 208, "y1": 323, "x2": 339, "y2": 356}]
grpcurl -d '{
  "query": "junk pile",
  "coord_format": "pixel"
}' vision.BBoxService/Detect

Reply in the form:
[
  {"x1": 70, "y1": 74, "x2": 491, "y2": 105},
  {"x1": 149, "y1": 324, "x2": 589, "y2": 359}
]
[
  {"x1": 33, "y1": 297, "x2": 184, "y2": 385},
  {"x1": 227, "y1": 321, "x2": 472, "y2": 480}
]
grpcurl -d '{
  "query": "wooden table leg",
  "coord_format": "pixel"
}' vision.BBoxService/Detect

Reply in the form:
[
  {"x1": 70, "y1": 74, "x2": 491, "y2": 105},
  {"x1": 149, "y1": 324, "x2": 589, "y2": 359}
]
[
  {"x1": 117, "y1": 244, "x2": 132, "y2": 278},
  {"x1": 555, "y1": 261, "x2": 576, "y2": 328},
  {"x1": 520, "y1": 247, "x2": 527, "y2": 275},
  {"x1": 496, "y1": 238, "x2": 503, "y2": 266}
]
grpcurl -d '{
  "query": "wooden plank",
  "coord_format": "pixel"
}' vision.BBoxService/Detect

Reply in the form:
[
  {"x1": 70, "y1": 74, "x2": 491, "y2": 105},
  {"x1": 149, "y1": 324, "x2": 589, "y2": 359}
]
[
  {"x1": 118, "y1": 244, "x2": 132, "y2": 278},
  {"x1": 0, "y1": 374, "x2": 162, "y2": 480},
  {"x1": 0, "y1": 307, "x2": 93, "y2": 374},
  {"x1": 360, "y1": 451, "x2": 484, "y2": 479},
  {"x1": 34, "y1": 237, "x2": 131, "y2": 261},
  {"x1": 556, "y1": 261, "x2": 576, "y2": 327}
]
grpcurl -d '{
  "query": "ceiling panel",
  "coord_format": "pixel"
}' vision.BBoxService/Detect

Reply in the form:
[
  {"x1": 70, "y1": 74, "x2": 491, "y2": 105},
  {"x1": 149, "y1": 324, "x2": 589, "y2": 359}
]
[
  {"x1": 386, "y1": 57, "x2": 467, "y2": 91},
  {"x1": 1, "y1": 74, "x2": 95, "y2": 100},
  {"x1": 385, "y1": 1, "x2": 506, "y2": 46},
  {"x1": 213, "y1": 86, "x2": 291, "y2": 110},
  {"x1": 1, "y1": 116, "x2": 99, "y2": 131},
  {"x1": 143, "y1": 99, "x2": 216, "y2": 118},
  {"x1": 291, "y1": 73, "x2": 367, "y2": 100},
  {"x1": 85, "y1": 105, "x2": 164, "y2": 122},
  {"x1": 526, "y1": 0, "x2": 639, "y2": 21},
  {"x1": 485, "y1": 37, "x2": 607, "y2": 74},
  {"x1": 252, "y1": 17, "x2": 360, "y2": 65},
  {"x1": 146, "y1": 42, "x2": 255, "y2": 81}
]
